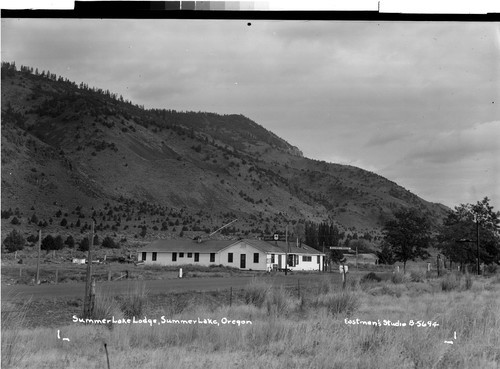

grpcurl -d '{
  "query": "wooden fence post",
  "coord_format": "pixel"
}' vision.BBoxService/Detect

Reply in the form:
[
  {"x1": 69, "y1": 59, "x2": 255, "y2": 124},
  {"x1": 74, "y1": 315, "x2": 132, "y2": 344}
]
[
  {"x1": 36, "y1": 229, "x2": 41, "y2": 285},
  {"x1": 55, "y1": 268, "x2": 58, "y2": 284},
  {"x1": 104, "y1": 343, "x2": 111, "y2": 369},
  {"x1": 83, "y1": 221, "x2": 95, "y2": 318},
  {"x1": 89, "y1": 278, "x2": 96, "y2": 317}
]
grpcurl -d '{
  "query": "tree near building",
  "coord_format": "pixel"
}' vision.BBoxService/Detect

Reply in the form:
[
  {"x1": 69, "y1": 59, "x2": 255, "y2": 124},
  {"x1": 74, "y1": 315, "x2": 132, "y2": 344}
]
[
  {"x1": 3, "y1": 229, "x2": 25, "y2": 252},
  {"x1": 41, "y1": 235, "x2": 55, "y2": 251},
  {"x1": 79, "y1": 238, "x2": 90, "y2": 252},
  {"x1": 383, "y1": 207, "x2": 432, "y2": 272},
  {"x1": 377, "y1": 241, "x2": 395, "y2": 265},
  {"x1": 437, "y1": 197, "x2": 500, "y2": 269},
  {"x1": 65, "y1": 235, "x2": 75, "y2": 248},
  {"x1": 102, "y1": 236, "x2": 118, "y2": 249},
  {"x1": 54, "y1": 235, "x2": 64, "y2": 250}
]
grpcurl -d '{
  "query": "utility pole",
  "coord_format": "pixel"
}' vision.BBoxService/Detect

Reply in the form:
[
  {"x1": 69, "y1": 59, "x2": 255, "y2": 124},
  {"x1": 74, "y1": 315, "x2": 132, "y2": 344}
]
[
  {"x1": 285, "y1": 225, "x2": 288, "y2": 276},
  {"x1": 36, "y1": 229, "x2": 41, "y2": 284},
  {"x1": 322, "y1": 242, "x2": 325, "y2": 273},
  {"x1": 476, "y1": 214, "x2": 480, "y2": 276},
  {"x1": 83, "y1": 221, "x2": 95, "y2": 318},
  {"x1": 355, "y1": 243, "x2": 358, "y2": 271}
]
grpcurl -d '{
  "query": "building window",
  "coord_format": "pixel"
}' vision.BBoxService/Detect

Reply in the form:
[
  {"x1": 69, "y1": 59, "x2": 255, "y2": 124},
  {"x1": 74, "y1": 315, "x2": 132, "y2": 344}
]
[
  {"x1": 317, "y1": 256, "x2": 320, "y2": 264},
  {"x1": 254, "y1": 253, "x2": 259, "y2": 263},
  {"x1": 210, "y1": 253, "x2": 215, "y2": 262},
  {"x1": 152, "y1": 252, "x2": 157, "y2": 261},
  {"x1": 187, "y1": 252, "x2": 192, "y2": 258},
  {"x1": 179, "y1": 252, "x2": 184, "y2": 258},
  {"x1": 271, "y1": 254, "x2": 275, "y2": 263},
  {"x1": 228, "y1": 253, "x2": 233, "y2": 263},
  {"x1": 194, "y1": 253, "x2": 199, "y2": 262},
  {"x1": 142, "y1": 252, "x2": 147, "y2": 261},
  {"x1": 302, "y1": 256, "x2": 312, "y2": 262},
  {"x1": 172, "y1": 252, "x2": 177, "y2": 262}
]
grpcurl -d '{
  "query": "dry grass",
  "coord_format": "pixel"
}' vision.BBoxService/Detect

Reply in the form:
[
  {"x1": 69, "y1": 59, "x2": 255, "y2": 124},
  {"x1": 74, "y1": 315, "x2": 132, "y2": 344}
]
[{"x1": 2, "y1": 274, "x2": 500, "y2": 369}]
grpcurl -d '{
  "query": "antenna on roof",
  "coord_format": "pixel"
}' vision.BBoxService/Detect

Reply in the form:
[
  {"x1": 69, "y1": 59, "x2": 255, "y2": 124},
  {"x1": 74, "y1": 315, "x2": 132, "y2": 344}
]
[
  {"x1": 194, "y1": 219, "x2": 238, "y2": 243},
  {"x1": 209, "y1": 219, "x2": 238, "y2": 237}
]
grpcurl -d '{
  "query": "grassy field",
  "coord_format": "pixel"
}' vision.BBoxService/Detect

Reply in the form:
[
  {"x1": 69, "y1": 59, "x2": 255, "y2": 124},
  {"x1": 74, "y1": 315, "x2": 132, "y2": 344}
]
[
  {"x1": 2, "y1": 271, "x2": 500, "y2": 369},
  {"x1": 1, "y1": 262, "x2": 262, "y2": 285}
]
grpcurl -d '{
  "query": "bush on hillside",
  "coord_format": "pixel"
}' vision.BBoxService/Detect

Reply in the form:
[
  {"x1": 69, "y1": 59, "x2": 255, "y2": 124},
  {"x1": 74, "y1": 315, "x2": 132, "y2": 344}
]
[
  {"x1": 3, "y1": 229, "x2": 25, "y2": 252},
  {"x1": 102, "y1": 236, "x2": 119, "y2": 249}
]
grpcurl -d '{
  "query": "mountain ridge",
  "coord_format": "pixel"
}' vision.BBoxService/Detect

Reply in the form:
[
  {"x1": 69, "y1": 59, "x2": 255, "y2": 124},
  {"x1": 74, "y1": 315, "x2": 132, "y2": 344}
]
[{"x1": 1, "y1": 62, "x2": 450, "y2": 246}]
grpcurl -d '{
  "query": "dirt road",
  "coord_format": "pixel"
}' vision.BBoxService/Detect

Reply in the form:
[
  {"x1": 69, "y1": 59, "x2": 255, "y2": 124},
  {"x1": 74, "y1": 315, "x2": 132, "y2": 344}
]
[{"x1": 2, "y1": 273, "x2": 342, "y2": 301}]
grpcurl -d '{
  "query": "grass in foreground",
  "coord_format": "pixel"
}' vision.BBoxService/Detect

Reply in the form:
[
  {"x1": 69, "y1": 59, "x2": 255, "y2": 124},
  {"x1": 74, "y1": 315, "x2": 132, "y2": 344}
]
[{"x1": 2, "y1": 274, "x2": 500, "y2": 369}]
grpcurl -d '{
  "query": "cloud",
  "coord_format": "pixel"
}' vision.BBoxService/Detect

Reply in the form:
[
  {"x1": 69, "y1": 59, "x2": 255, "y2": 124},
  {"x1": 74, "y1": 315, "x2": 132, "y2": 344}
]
[
  {"x1": 365, "y1": 130, "x2": 411, "y2": 148},
  {"x1": 1, "y1": 19, "x2": 499, "y2": 210},
  {"x1": 406, "y1": 121, "x2": 500, "y2": 165}
]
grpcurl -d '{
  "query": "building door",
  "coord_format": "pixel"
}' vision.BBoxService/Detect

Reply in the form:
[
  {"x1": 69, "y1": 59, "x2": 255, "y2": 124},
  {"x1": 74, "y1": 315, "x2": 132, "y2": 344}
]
[
  {"x1": 278, "y1": 254, "x2": 282, "y2": 269},
  {"x1": 240, "y1": 254, "x2": 246, "y2": 269}
]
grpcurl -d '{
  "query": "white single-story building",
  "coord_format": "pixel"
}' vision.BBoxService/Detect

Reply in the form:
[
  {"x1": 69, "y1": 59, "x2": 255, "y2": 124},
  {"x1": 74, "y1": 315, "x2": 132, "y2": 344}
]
[{"x1": 137, "y1": 238, "x2": 325, "y2": 271}]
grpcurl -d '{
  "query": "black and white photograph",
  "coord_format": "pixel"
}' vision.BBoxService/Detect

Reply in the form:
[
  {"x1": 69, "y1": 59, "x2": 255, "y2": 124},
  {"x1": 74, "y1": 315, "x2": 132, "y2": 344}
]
[{"x1": 1, "y1": 4, "x2": 500, "y2": 369}]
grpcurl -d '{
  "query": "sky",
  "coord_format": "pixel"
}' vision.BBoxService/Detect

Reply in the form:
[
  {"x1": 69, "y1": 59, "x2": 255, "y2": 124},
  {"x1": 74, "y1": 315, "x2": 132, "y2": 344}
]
[{"x1": 1, "y1": 18, "x2": 499, "y2": 210}]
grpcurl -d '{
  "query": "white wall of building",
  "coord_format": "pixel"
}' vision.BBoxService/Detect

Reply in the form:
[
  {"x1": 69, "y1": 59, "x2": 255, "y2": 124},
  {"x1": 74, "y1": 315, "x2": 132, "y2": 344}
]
[
  {"x1": 219, "y1": 241, "x2": 268, "y2": 270},
  {"x1": 138, "y1": 247, "x2": 324, "y2": 271},
  {"x1": 288, "y1": 254, "x2": 323, "y2": 271},
  {"x1": 139, "y1": 251, "x2": 221, "y2": 266}
]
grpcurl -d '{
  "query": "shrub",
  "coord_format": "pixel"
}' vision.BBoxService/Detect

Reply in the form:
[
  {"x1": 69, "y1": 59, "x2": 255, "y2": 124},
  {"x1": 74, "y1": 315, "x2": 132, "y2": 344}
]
[
  {"x1": 464, "y1": 273, "x2": 473, "y2": 290},
  {"x1": 120, "y1": 283, "x2": 147, "y2": 319},
  {"x1": 361, "y1": 272, "x2": 381, "y2": 283},
  {"x1": 92, "y1": 292, "x2": 123, "y2": 324},
  {"x1": 391, "y1": 272, "x2": 411, "y2": 284},
  {"x1": 3, "y1": 229, "x2": 25, "y2": 252},
  {"x1": 102, "y1": 236, "x2": 118, "y2": 249},
  {"x1": 10, "y1": 217, "x2": 20, "y2": 225},
  {"x1": 265, "y1": 286, "x2": 293, "y2": 317},
  {"x1": 65, "y1": 235, "x2": 75, "y2": 248},
  {"x1": 26, "y1": 234, "x2": 39, "y2": 244},
  {"x1": 1, "y1": 298, "x2": 31, "y2": 366},
  {"x1": 40, "y1": 235, "x2": 52, "y2": 250},
  {"x1": 54, "y1": 235, "x2": 64, "y2": 250},
  {"x1": 244, "y1": 278, "x2": 271, "y2": 308},
  {"x1": 484, "y1": 264, "x2": 498, "y2": 275},
  {"x1": 312, "y1": 292, "x2": 360, "y2": 316},
  {"x1": 441, "y1": 273, "x2": 460, "y2": 291},
  {"x1": 410, "y1": 270, "x2": 426, "y2": 282},
  {"x1": 79, "y1": 238, "x2": 89, "y2": 251}
]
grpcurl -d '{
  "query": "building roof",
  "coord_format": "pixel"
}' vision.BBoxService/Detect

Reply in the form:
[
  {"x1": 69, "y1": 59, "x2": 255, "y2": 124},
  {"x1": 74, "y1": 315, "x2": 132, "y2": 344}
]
[
  {"x1": 238, "y1": 239, "x2": 324, "y2": 255},
  {"x1": 276, "y1": 240, "x2": 324, "y2": 255},
  {"x1": 235, "y1": 239, "x2": 284, "y2": 254},
  {"x1": 138, "y1": 238, "x2": 237, "y2": 253},
  {"x1": 138, "y1": 238, "x2": 325, "y2": 255}
]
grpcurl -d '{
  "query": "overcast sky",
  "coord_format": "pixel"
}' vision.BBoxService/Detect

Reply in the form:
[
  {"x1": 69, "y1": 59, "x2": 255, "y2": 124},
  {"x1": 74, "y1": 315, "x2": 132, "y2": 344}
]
[{"x1": 2, "y1": 19, "x2": 499, "y2": 210}]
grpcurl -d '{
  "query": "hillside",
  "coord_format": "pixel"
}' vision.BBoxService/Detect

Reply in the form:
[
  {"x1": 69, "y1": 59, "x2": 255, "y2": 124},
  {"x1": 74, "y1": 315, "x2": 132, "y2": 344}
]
[{"x1": 1, "y1": 62, "x2": 449, "y2": 249}]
